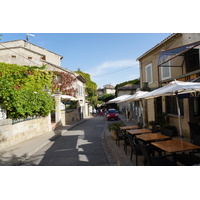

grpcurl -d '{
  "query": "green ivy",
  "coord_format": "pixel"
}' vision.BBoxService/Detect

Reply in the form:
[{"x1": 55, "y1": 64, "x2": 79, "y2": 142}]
[
  {"x1": 0, "y1": 62, "x2": 55, "y2": 118},
  {"x1": 115, "y1": 79, "x2": 140, "y2": 96},
  {"x1": 75, "y1": 70, "x2": 98, "y2": 107}
]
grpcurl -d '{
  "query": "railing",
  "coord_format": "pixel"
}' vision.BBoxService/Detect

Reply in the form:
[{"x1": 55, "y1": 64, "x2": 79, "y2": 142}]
[{"x1": 12, "y1": 115, "x2": 42, "y2": 124}]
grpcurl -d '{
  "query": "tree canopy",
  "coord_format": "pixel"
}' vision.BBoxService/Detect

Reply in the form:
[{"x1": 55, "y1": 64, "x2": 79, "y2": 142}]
[
  {"x1": 75, "y1": 70, "x2": 98, "y2": 107},
  {"x1": 115, "y1": 79, "x2": 140, "y2": 96}
]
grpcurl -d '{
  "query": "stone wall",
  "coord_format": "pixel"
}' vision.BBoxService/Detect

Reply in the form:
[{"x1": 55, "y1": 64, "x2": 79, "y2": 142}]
[
  {"x1": 61, "y1": 109, "x2": 80, "y2": 125},
  {"x1": 0, "y1": 115, "x2": 51, "y2": 150}
]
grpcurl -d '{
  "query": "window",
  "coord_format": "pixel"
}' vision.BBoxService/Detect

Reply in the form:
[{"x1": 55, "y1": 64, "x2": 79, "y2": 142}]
[
  {"x1": 166, "y1": 96, "x2": 184, "y2": 116},
  {"x1": 145, "y1": 64, "x2": 153, "y2": 83},
  {"x1": 41, "y1": 55, "x2": 46, "y2": 61},
  {"x1": 161, "y1": 61, "x2": 171, "y2": 80},
  {"x1": 11, "y1": 55, "x2": 16, "y2": 58},
  {"x1": 28, "y1": 57, "x2": 32, "y2": 60},
  {"x1": 185, "y1": 48, "x2": 199, "y2": 73}
]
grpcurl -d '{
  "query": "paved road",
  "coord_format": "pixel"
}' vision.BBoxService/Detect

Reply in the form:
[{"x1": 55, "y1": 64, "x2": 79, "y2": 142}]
[{"x1": 23, "y1": 115, "x2": 116, "y2": 166}]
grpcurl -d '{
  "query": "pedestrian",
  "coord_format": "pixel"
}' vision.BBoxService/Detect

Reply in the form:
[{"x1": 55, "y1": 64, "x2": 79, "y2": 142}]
[
  {"x1": 126, "y1": 109, "x2": 130, "y2": 123},
  {"x1": 100, "y1": 109, "x2": 103, "y2": 116}
]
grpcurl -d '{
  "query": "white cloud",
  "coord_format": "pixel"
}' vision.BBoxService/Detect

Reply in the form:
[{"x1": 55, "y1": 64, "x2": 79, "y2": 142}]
[
  {"x1": 88, "y1": 59, "x2": 138, "y2": 76},
  {"x1": 86, "y1": 59, "x2": 139, "y2": 88}
]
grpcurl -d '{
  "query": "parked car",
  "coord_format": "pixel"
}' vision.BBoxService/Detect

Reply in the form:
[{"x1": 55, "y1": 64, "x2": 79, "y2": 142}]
[{"x1": 107, "y1": 109, "x2": 119, "y2": 121}]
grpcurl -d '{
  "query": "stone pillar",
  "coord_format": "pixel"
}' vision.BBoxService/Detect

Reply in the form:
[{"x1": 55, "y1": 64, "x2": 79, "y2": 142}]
[{"x1": 54, "y1": 92, "x2": 61, "y2": 123}]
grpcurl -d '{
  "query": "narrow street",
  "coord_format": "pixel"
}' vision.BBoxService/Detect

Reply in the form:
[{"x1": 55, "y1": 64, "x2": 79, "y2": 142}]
[{"x1": 23, "y1": 115, "x2": 116, "y2": 166}]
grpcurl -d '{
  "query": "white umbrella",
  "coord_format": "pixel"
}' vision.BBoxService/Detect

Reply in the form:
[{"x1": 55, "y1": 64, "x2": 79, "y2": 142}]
[
  {"x1": 118, "y1": 91, "x2": 149, "y2": 103},
  {"x1": 51, "y1": 94, "x2": 77, "y2": 101},
  {"x1": 106, "y1": 94, "x2": 131, "y2": 104},
  {"x1": 142, "y1": 80, "x2": 200, "y2": 137}
]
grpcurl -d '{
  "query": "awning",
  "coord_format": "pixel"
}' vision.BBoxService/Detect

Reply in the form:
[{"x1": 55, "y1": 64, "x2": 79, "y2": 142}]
[{"x1": 158, "y1": 41, "x2": 200, "y2": 67}]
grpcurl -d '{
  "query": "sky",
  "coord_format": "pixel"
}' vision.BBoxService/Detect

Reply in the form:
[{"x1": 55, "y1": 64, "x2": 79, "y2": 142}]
[
  {"x1": 1, "y1": 0, "x2": 198, "y2": 197},
  {"x1": 1, "y1": 33, "x2": 172, "y2": 88}
]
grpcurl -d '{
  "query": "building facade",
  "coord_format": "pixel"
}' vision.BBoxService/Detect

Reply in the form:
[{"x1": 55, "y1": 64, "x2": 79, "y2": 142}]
[
  {"x1": 97, "y1": 84, "x2": 115, "y2": 96},
  {"x1": 137, "y1": 33, "x2": 200, "y2": 137},
  {"x1": 0, "y1": 39, "x2": 88, "y2": 120}
]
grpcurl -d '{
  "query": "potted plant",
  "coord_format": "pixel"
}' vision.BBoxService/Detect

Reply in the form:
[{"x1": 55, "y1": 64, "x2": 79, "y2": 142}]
[
  {"x1": 156, "y1": 112, "x2": 178, "y2": 137},
  {"x1": 148, "y1": 120, "x2": 158, "y2": 132},
  {"x1": 107, "y1": 122, "x2": 125, "y2": 140}
]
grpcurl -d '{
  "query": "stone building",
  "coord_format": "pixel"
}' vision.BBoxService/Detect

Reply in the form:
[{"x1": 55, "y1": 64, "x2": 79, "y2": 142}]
[
  {"x1": 97, "y1": 84, "x2": 115, "y2": 96},
  {"x1": 137, "y1": 33, "x2": 200, "y2": 137}
]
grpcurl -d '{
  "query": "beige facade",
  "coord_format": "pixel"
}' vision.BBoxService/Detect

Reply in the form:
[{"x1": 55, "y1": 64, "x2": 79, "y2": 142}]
[
  {"x1": 117, "y1": 85, "x2": 139, "y2": 96},
  {"x1": 137, "y1": 33, "x2": 200, "y2": 137},
  {"x1": 97, "y1": 84, "x2": 115, "y2": 96},
  {"x1": 0, "y1": 40, "x2": 62, "y2": 67},
  {"x1": 0, "y1": 39, "x2": 88, "y2": 120}
]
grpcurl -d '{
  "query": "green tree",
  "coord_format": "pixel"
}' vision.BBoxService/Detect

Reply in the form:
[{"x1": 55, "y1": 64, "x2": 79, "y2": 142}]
[
  {"x1": 75, "y1": 69, "x2": 98, "y2": 107},
  {"x1": 98, "y1": 93, "x2": 115, "y2": 103},
  {"x1": 115, "y1": 78, "x2": 140, "y2": 96}
]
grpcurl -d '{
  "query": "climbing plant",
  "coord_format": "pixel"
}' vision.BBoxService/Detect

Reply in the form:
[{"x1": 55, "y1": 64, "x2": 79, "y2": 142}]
[
  {"x1": 75, "y1": 70, "x2": 98, "y2": 107},
  {"x1": 52, "y1": 71, "x2": 77, "y2": 96},
  {"x1": 0, "y1": 62, "x2": 55, "y2": 119},
  {"x1": 115, "y1": 78, "x2": 140, "y2": 96}
]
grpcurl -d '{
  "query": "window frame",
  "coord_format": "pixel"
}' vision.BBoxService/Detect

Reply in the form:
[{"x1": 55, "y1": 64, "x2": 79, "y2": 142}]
[
  {"x1": 161, "y1": 61, "x2": 171, "y2": 80},
  {"x1": 145, "y1": 63, "x2": 153, "y2": 84}
]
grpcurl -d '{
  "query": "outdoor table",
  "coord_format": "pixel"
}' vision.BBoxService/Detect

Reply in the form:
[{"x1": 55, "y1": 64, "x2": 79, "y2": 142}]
[
  {"x1": 151, "y1": 139, "x2": 200, "y2": 165},
  {"x1": 127, "y1": 129, "x2": 152, "y2": 136},
  {"x1": 120, "y1": 125, "x2": 139, "y2": 130},
  {"x1": 136, "y1": 133, "x2": 170, "y2": 143}
]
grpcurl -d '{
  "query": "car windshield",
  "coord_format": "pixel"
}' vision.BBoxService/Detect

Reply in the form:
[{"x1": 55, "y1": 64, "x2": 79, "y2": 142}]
[{"x1": 108, "y1": 110, "x2": 117, "y2": 113}]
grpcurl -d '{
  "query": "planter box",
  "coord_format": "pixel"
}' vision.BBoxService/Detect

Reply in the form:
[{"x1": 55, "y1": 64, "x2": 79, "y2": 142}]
[
  {"x1": 161, "y1": 126, "x2": 178, "y2": 137},
  {"x1": 111, "y1": 130, "x2": 117, "y2": 140}
]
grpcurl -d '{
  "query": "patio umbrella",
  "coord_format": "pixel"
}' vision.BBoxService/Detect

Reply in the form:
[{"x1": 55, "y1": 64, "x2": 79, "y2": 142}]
[
  {"x1": 51, "y1": 94, "x2": 77, "y2": 101},
  {"x1": 106, "y1": 94, "x2": 131, "y2": 104},
  {"x1": 118, "y1": 90, "x2": 149, "y2": 103},
  {"x1": 142, "y1": 80, "x2": 200, "y2": 137}
]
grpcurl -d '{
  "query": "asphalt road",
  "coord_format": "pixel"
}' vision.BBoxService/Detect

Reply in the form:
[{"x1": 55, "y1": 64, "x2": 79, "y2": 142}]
[{"x1": 23, "y1": 115, "x2": 116, "y2": 166}]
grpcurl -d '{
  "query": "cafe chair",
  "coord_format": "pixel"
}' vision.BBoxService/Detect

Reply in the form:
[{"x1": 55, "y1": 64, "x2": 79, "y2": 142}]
[
  {"x1": 188, "y1": 122, "x2": 200, "y2": 143},
  {"x1": 138, "y1": 140, "x2": 175, "y2": 166},
  {"x1": 175, "y1": 153, "x2": 200, "y2": 166},
  {"x1": 127, "y1": 134, "x2": 142, "y2": 165},
  {"x1": 188, "y1": 122, "x2": 200, "y2": 155},
  {"x1": 115, "y1": 130, "x2": 124, "y2": 147},
  {"x1": 122, "y1": 131, "x2": 130, "y2": 154}
]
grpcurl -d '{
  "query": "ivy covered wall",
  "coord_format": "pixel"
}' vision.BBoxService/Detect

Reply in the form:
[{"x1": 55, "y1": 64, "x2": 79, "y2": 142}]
[{"x1": 0, "y1": 62, "x2": 55, "y2": 119}]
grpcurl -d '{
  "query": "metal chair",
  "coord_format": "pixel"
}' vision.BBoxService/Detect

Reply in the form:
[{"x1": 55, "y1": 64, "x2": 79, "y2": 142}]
[
  {"x1": 122, "y1": 131, "x2": 131, "y2": 154},
  {"x1": 115, "y1": 130, "x2": 124, "y2": 147},
  {"x1": 138, "y1": 140, "x2": 175, "y2": 166},
  {"x1": 188, "y1": 122, "x2": 200, "y2": 144},
  {"x1": 126, "y1": 134, "x2": 142, "y2": 165},
  {"x1": 175, "y1": 153, "x2": 200, "y2": 166},
  {"x1": 188, "y1": 122, "x2": 200, "y2": 155}
]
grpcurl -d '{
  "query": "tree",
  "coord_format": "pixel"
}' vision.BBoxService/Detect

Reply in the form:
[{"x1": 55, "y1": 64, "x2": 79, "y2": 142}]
[
  {"x1": 115, "y1": 78, "x2": 140, "y2": 96},
  {"x1": 75, "y1": 69, "x2": 98, "y2": 107},
  {"x1": 98, "y1": 93, "x2": 115, "y2": 103}
]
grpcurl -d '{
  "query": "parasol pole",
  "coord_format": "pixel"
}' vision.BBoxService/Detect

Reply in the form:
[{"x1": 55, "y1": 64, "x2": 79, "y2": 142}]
[{"x1": 175, "y1": 91, "x2": 183, "y2": 138}]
